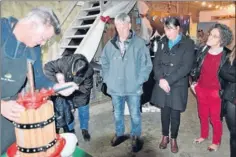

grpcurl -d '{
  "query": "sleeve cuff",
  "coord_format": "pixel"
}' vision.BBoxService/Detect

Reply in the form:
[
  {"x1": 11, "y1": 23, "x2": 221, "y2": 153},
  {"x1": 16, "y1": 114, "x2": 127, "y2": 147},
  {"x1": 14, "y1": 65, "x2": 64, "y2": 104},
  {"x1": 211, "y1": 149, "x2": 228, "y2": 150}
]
[{"x1": 164, "y1": 76, "x2": 173, "y2": 85}]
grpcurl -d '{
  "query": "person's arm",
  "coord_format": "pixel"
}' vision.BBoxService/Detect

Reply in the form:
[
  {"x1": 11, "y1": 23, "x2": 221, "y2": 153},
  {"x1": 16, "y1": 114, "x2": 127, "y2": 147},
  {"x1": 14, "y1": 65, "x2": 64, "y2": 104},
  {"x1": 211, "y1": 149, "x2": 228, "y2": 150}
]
[
  {"x1": 137, "y1": 44, "x2": 153, "y2": 85},
  {"x1": 44, "y1": 57, "x2": 65, "y2": 83},
  {"x1": 164, "y1": 40, "x2": 195, "y2": 86},
  {"x1": 220, "y1": 62, "x2": 236, "y2": 83},
  {"x1": 77, "y1": 67, "x2": 94, "y2": 94},
  {"x1": 0, "y1": 18, "x2": 26, "y2": 123},
  {"x1": 190, "y1": 45, "x2": 207, "y2": 83},
  {"x1": 221, "y1": 72, "x2": 236, "y2": 83},
  {"x1": 1, "y1": 100, "x2": 25, "y2": 122},
  {"x1": 100, "y1": 42, "x2": 110, "y2": 83},
  {"x1": 43, "y1": 56, "x2": 80, "y2": 97},
  {"x1": 153, "y1": 43, "x2": 163, "y2": 83}
]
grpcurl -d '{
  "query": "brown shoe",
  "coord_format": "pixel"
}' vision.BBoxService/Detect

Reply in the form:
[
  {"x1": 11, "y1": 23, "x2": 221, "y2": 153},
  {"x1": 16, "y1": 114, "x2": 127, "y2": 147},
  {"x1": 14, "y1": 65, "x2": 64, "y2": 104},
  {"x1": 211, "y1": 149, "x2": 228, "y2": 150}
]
[
  {"x1": 159, "y1": 136, "x2": 169, "y2": 149},
  {"x1": 170, "y1": 138, "x2": 179, "y2": 153}
]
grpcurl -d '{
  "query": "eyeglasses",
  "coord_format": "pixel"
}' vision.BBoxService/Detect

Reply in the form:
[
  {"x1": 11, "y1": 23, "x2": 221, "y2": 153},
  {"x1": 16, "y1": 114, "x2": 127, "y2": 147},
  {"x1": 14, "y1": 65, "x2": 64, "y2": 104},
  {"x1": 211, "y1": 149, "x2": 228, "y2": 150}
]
[
  {"x1": 209, "y1": 33, "x2": 220, "y2": 39},
  {"x1": 37, "y1": 24, "x2": 54, "y2": 45}
]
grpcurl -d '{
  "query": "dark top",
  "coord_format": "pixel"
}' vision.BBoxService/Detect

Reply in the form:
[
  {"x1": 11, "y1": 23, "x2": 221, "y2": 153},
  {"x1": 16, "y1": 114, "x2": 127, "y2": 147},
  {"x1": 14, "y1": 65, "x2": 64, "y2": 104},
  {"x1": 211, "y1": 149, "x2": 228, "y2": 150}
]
[
  {"x1": 44, "y1": 54, "x2": 94, "y2": 107},
  {"x1": 219, "y1": 58, "x2": 236, "y2": 104}
]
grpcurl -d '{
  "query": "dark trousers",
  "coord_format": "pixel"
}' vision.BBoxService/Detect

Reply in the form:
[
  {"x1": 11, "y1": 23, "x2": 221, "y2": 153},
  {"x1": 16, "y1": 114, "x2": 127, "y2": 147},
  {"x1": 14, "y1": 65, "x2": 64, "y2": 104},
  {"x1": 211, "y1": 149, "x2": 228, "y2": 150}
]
[
  {"x1": 161, "y1": 106, "x2": 181, "y2": 139},
  {"x1": 225, "y1": 101, "x2": 236, "y2": 157}
]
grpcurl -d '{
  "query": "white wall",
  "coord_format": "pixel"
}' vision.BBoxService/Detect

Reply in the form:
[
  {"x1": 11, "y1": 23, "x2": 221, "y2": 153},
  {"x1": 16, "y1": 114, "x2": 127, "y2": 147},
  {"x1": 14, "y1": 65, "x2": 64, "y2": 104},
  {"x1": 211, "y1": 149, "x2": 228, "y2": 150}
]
[
  {"x1": 199, "y1": 9, "x2": 235, "y2": 49},
  {"x1": 199, "y1": 9, "x2": 235, "y2": 22}
]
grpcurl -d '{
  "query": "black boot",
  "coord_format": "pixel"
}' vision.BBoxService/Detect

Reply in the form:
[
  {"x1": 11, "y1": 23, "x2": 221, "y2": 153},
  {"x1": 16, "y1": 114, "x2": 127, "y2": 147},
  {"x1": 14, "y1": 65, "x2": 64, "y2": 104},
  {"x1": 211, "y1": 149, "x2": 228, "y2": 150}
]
[
  {"x1": 131, "y1": 136, "x2": 144, "y2": 153},
  {"x1": 82, "y1": 129, "x2": 91, "y2": 141},
  {"x1": 111, "y1": 134, "x2": 130, "y2": 147}
]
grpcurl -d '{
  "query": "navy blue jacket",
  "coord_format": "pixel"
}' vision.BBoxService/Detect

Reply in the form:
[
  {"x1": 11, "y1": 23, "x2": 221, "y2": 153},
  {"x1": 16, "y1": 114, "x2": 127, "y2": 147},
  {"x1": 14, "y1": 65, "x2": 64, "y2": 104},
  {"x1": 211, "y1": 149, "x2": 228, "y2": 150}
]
[{"x1": 1, "y1": 17, "x2": 54, "y2": 93}]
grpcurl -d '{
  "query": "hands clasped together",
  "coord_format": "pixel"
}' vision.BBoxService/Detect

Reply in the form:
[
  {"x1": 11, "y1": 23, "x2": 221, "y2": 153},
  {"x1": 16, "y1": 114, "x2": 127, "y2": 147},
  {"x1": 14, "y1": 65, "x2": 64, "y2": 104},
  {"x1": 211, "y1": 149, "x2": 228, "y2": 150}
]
[{"x1": 159, "y1": 79, "x2": 170, "y2": 94}]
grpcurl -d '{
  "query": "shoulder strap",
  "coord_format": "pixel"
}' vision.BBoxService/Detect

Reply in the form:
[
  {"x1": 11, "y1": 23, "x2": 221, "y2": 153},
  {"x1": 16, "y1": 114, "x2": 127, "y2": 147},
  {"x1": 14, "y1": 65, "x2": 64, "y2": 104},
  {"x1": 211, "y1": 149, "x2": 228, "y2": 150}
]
[
  {"x1": 7, "y1": 18, "x2": 17, "y2": 34},
  {"x1": 1, "y1": 18, "x2": 16, "y2": 46},
  {"x1": 27, "y1": 48, "x2": 36, "y2": 64}
]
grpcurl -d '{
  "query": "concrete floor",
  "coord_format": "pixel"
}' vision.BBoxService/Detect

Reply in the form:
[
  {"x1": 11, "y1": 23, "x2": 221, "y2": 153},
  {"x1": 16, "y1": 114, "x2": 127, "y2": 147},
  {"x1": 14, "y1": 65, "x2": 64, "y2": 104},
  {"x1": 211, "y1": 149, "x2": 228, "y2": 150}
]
[{"x1": 73, "y1": 91, "x2": 230, "y2": 157}]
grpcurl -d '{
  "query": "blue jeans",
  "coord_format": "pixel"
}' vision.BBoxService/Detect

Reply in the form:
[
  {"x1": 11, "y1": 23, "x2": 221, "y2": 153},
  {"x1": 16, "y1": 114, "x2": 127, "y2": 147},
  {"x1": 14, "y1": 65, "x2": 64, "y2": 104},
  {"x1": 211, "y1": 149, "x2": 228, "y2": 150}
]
[
  {"x1": 68, "y1": 104, "x2": 90, "y2": 131},
  {"x1": 111, "y1": 95, "x2": 141, "y2": 137}
]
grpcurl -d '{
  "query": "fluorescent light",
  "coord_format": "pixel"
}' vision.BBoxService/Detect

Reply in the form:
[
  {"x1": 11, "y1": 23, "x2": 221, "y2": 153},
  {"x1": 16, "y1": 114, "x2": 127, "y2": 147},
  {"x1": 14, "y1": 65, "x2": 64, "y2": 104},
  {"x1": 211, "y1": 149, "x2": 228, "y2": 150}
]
[{"x1": 201, "y1": 2, "x2": 206, "y2": 6}]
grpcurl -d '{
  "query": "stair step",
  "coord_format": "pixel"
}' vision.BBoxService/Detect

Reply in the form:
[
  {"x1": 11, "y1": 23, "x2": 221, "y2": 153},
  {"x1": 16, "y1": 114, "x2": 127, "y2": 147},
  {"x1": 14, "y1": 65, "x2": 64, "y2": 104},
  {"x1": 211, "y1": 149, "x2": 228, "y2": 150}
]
[
  {"x1": 83, "y1": 6, "x2": 100, "y2": 11},
  {"x1": 78, "y1": 15, "x2": 98, "y2": 20},
  {"x1": 71, "y1": 24, "x2": 93, "y2": 29},
  {"x1": 64, "y1": 35, "x2": 86, "y2": 39},
  {"x1": 60, "y1": 45, "x2": 78, "y2": 49},
  {"x1": 91, "y1": 1, "x2": 100, "y2": 7}
]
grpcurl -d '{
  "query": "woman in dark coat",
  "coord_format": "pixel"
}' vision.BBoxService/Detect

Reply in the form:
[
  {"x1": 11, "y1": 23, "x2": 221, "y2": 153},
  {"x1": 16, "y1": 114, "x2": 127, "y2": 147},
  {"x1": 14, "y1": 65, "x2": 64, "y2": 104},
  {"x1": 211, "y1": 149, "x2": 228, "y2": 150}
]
[
  {"x1": 150, "y1": 17, "x2": 195, "y2": 153},
  {"x1": 219, "y1": 48, "x2": 236, "y2": 157},
  {"x1": 190, "y1": 23, "x2": 233, "y2": 151}
]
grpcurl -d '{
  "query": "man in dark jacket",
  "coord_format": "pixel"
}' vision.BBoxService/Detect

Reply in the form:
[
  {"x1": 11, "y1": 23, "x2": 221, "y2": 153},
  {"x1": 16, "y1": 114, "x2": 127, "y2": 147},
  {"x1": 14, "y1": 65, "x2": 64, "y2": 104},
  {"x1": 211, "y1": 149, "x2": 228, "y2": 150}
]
[{"x1": 44, "y1": 54, "x2": 94, "y2": 141}]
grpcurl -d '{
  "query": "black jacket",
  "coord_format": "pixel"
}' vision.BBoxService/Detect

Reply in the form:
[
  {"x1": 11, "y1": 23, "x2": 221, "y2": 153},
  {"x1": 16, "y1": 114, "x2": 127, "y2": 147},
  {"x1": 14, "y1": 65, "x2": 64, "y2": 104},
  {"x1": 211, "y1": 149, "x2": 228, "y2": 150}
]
[
  {"x1": 150, "y1": 35, "x2": 195, "y2": 112},
  {"x1": 219, "y1": 58, "x2": 236, "y2": 104},
  {"x1": 44, "y1": 54, "x2": 94, "y2": 107}
]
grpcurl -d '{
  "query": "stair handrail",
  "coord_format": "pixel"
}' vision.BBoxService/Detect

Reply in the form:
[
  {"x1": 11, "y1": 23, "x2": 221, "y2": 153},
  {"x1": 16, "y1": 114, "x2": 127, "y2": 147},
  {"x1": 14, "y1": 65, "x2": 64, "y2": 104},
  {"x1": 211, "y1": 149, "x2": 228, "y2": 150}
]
[{"x1": 60, "y1": 1, "x2": 78, "y2": 27}]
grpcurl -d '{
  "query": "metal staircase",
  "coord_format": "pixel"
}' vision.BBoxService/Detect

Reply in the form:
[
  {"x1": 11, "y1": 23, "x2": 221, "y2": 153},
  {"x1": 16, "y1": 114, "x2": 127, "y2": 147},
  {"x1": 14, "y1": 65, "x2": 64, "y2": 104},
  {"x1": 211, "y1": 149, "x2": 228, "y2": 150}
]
[{"x1": 59, "y1": 1, "x2": 108, "y2": 59}]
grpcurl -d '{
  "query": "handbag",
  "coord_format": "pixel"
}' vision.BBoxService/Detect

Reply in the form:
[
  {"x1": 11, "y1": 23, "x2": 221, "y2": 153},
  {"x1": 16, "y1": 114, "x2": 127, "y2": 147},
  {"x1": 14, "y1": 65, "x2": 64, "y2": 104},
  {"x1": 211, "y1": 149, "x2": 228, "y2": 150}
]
[{"x1": 101, "y1": 83, "x2": 111, "y2": 97}]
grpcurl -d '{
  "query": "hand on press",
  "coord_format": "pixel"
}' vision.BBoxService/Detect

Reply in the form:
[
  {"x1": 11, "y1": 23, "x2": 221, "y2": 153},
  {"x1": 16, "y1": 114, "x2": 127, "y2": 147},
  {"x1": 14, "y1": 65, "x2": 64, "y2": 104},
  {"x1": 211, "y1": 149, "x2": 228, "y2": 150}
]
[
  {"x1": 56, "y1": 73, "x2": 65, "y2": 83},
  {"x1": 53, "y1": 82, "x2": 79, "y2": 96},
  {"x1": 1, "y1": 100, "x2": 25, "y2": 122}
]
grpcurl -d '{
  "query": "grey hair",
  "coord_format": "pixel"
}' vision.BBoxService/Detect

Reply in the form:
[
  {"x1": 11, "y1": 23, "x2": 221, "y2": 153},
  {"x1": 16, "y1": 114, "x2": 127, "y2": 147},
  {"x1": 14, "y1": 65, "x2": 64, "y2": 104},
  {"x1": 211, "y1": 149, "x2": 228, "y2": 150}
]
[
  {"x1": 209, "y1": 23, "x2": 233, "y2": 47},
  {"x1": 114, "y1": 13, "x2": 131, "y2": 24},
  {"x1": 23, "y1": 7, "x2": 61, "y2": 35}
]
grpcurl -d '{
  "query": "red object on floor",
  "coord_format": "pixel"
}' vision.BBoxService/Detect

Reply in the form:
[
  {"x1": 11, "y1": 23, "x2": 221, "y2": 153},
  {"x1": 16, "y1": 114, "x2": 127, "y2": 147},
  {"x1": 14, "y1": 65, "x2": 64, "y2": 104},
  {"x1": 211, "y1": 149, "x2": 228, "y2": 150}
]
[
  {"x1": 195, "y1": 85, "x2": 222, "y2": 144},
  {"x1": 6, "y1": 134, "x2": 66, "y2": 157}
]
